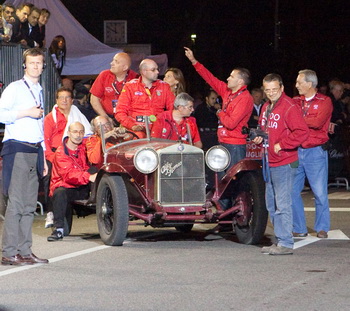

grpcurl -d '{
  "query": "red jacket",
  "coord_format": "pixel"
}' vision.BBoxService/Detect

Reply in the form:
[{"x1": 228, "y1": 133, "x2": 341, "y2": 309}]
[
  {"x1": 259, "y1": 92, "x2": 309, "y2": 167},
  {"x1": 193, "y1": 62, "x2": 253, "y2": 145},
  {"x1": 44, "y1": 107, "x2": 67, "y2": 163},
  {"x1": 293, "y1": 93, "x2": 332, "y2": 148},
  {"x1": 85, "y1": 134, "x2": 114, "y2": 167},
  {"x1": 151, "y1": 111, "x2": 201, "y2": 144},
  {"x1": 90, "y1": 69, "x2": 138, "y2": 116},
  {"x1": 115, "y1": 77, "x2": 175, "y2": 129},
  {"x1": 50, "y1": 138, "x2": 91, "y2": 196}
]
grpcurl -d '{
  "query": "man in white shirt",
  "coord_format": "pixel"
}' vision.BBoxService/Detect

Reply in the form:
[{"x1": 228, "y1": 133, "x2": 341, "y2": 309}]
[{"x1": 0, "y1": 48, "x2": 49, "y2": 266}]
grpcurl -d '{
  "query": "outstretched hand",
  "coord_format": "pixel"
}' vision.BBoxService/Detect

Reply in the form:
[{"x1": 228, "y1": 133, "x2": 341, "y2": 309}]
[{"x1": 184, "y1": 47, "x2": 198, "y2": 65}]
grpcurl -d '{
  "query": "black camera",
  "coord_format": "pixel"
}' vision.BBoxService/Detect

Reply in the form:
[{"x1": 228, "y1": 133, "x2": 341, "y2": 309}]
[{"x1": 242, "y1": 126, "x2": 268, "y2": 140}]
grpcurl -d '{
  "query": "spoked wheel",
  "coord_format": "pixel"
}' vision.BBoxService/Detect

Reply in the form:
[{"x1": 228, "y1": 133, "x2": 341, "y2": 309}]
[
  {"x1": 232, "y1": 171, "x2": 268, "y2": 245},
  {"x1": 96, "y1": 175, "x2": 129, "y2": 246}
]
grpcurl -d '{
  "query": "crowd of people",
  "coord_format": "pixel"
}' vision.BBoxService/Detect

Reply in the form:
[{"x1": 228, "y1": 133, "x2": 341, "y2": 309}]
[
  {"x1": 1, "y1": 3, "x2": 66, "y2": 74},
  {"x1": 1, "y1": 2, "x2": 350, "y2": 264}
]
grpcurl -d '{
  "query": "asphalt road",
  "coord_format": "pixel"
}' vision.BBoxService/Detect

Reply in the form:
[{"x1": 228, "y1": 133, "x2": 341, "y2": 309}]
[{"x1": 0, "y1": 188, "x2": 349, "y2": 311}]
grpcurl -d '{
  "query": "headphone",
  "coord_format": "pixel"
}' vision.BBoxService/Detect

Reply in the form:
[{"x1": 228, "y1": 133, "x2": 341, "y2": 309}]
[
  {"x1": 22, "y1": 62, "x2": 46, "y2": 70},
  {"x1": 22, "y1": 48, "x2": 46, "y2": 70}
]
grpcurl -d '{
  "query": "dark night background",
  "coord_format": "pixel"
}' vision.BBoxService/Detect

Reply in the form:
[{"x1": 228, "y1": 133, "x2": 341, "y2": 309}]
[{"x1": 8, "y1": 1, "x2": 350, "y2": 95}]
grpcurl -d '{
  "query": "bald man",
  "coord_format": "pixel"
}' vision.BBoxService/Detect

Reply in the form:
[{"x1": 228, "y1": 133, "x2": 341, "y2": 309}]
[
  {"x1": 116, "y1": 59, "x2": 175, "y2": 134},
  {"x1": 90, "y1": 52, "x2": 138, "y2": 121}
]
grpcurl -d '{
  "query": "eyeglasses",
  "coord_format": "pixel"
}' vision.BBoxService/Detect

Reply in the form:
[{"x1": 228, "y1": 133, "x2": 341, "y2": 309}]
[
  {"x1": 57, "y1": 96, "x2": 72, "y2": 100},
  {"x1": 5, "y1": 10, "x2": 14, "y2": 14},
  {"x1": 184, "y1": 105, "x2": 194, "y2": 110},
  {"x1": 69, "y1": 130, "x2": 84, "y2": 135},
  {"x1": 264, "y1": 88, "x2": 280, "y2": 94}
]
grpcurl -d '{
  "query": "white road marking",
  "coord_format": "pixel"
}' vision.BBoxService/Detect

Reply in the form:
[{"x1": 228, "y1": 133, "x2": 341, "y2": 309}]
[
  {"x1": 0, "y1": 242, "x2": 138, "y2": 277},
  {"x1": 294, "y1": 229, "x2": 349, "y2": 249},
  {"x1": 304, "y1": 207, "x2": 350, "y2": 212}
]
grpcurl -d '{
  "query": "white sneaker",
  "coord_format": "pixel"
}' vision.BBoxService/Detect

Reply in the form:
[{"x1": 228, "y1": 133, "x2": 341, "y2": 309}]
[{"x1": 45, "y1": 212, "x2": 54, "y2": 228}]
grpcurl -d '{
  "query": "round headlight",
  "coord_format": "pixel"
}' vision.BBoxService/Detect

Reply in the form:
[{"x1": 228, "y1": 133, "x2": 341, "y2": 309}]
[
  {"x1": 134, "y1": 148, "x2": 159, "y2": 174},
  {"x1": 205, "y1": 145, "x2": 230, "y2": 172}
]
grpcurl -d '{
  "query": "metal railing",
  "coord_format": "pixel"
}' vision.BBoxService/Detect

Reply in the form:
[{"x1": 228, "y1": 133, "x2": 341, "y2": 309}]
[{"x1": 0, "y1": 43, "x2": 61, "y2": 114}]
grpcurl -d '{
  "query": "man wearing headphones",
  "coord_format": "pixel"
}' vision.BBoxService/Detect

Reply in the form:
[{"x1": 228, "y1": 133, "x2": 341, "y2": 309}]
[{"x1": 0, "y1": 47, "x2": 49, "y2": 265}]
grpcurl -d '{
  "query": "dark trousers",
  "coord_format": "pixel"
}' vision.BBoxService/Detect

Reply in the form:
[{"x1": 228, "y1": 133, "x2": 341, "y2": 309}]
[
  {"x1": 2, "y1": 152, "x2": 38, "y2": 257},
  {"x1": 52, "y1": 186, "x2": 89, "y2": 229},
  {"x1": 42, "y1": 160, "x2": 52, "y2": 212}
]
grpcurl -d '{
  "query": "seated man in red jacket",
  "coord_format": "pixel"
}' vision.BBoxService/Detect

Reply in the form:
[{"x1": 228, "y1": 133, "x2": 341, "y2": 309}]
[
  {"x1": 151, "y1": 92, "x2": 202, "y2": 148},
  {"x1": 47, "y1": 122, "x2": 97, "y2": 241}
]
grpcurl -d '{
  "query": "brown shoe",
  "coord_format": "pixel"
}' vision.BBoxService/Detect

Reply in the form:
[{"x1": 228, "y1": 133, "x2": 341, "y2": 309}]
[
  {"x1": 317, "y1": 230, "x2": 328, "y2": 238},
  {"x1": 22, "y1": 253, "x2": 49, "y2": 264},
  {"x1": 1, "y1": 254, "x2": 34, "y2": 266}
]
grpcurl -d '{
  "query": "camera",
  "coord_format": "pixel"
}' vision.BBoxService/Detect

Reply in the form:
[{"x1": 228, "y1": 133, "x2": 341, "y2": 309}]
[{"x1": 242, "y1": 126, "x2": 268, "y2": 140}]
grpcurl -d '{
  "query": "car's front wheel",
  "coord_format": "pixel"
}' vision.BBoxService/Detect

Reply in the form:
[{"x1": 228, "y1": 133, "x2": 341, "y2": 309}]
[{"x1": 96, "y1": 175, "x2": 129, "y2": 246}]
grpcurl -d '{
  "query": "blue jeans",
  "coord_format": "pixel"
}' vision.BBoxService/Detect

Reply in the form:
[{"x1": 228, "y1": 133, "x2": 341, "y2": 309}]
[
  {"x1": 291, "y1": 146, "x2": 330, "y2": 233},
  {"x1": 266, "y1": 164, "x2": 296, "y2": 248},
  {"x1": 220, "y1": 143, "x2": 246, "y2": 170},
  {"x1": 219, "y1": 143, "x2": 246, "y2": 210}
]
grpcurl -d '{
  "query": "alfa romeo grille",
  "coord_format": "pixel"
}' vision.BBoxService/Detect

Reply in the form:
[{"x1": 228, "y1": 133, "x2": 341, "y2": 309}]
[{"x1": 158, "y1": 150, "x2": 206, "y2": 205}]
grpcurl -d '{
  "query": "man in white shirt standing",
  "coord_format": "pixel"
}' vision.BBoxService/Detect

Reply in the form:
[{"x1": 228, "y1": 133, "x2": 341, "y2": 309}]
[{"x1": 0, "y1": 48, "x2": 49, "y2": 265}]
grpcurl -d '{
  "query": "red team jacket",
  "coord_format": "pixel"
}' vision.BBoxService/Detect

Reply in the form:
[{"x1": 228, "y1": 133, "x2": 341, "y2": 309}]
[
  {"x1": 50, "y1": 138, "x2": 91, "y2": 196},
  {"x1": 90, "y1": 69, "x2": 138, "y2": 116},
  {"x1": 193, "y1": 62, "x2": 253, "y2": 145},
  {"x1": 116, "y1": 77, "x2": 175, "y2": 129},
  {"x1": 293, "y1": 93, "x2": 332, "y2": 148},
  {"x1": 259, "y1": 92, "x2": 309, "y2": 167},
  {"x1": 151, "y1": 110, "x2": 201, "y2": 144}
]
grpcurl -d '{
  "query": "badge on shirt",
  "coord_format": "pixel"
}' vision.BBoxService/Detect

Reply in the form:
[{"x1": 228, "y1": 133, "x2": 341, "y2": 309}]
[
  {"x1": 313, "y1": 104, "x2": 319, "y2": 110},
  {"x1": 135, "y1": 91, "x2": 143, "y2": 96},
  {"x1": 156, "y1": 90, "x2": 161, "y2": 96},
  {"x1": 162, "y1": 128, "x2": 167, "y2": 134}
]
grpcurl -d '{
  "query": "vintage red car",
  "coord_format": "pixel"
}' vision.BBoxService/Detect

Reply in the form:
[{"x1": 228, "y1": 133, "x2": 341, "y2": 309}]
[{"x1": 82, "y1": 125, "x2": 268, "y2": 246}]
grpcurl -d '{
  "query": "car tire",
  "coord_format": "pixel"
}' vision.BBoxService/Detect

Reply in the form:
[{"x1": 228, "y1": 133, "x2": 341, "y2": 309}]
[
  {"x1": 233, "y1": 171, "x2": 268, "y2": 245},
  {"x1": 96, "y1": 174, "x2": 129, "y2": 246}
]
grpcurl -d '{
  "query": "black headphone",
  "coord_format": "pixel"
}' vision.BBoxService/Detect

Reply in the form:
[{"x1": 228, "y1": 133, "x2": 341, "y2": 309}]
[{"x1": 22, "y1": 48, "x2": 46, "y2": 70}]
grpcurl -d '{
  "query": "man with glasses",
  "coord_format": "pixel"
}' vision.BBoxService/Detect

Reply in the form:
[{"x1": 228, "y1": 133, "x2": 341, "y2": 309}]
[
  {"x1": 86, "y1": 116, "x2": 128, "y2": 167},
  {"x1": 116, "y1": 59, "x2": 175, "y2": 137},
  {"x1": 1, "y1": 4, "x2": 15, "y2": 42},
  {"x1": 44, "y1": 87, "x2": 92, "y2": 229},
  {"x1": 151, "y1": 92, "x2": 202, "y2": 148},
  {"x1": 47, "y1": 122, "x2": 97, "y2": 241},
  {"x1": 253, "y1": 73, "x2": 309, "y2": 255}
]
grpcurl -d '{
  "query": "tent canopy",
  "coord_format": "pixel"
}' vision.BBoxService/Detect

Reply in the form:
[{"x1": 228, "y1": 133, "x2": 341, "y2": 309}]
[{"x1": 8, "y1": 0, "x2": 168, "y2": 76}]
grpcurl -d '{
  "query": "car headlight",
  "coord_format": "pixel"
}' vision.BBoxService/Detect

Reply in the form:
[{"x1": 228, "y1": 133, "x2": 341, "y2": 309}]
[
  {"x1": 205, "y1": 145, "x2": 230, "y2": 172},
  {"x1": 134, "y1": 148, "x2": 159, "y2": 174}
]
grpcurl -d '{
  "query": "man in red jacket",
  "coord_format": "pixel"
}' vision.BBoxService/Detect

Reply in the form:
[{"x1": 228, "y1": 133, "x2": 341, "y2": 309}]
[
  {"x1": 116, "y1": 59, "x2": 175, "y2": 137},
  {"x1": 151, "y1": 92, "x2": 202, "y2": 148},
  {"x1": 292, "y1": 69, "x2": 333, "y2": 239},
  {"x1": 90, "y1": 52, "x2": 138, "y2": 124},
  {"x1": 184, "y1": 47, "x2": 253, "y2": 168},
  {"x1": 47, "y1": 122, "x2": 97, "y2": 241},
  {"x1": 253, "y1": 73, "x2": 309, "y2": 255}
]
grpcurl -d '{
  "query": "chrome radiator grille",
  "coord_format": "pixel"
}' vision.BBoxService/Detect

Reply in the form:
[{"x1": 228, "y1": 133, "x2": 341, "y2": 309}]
[{"x1": 158, "y1": 151, "x2": 206, "y2": 205}]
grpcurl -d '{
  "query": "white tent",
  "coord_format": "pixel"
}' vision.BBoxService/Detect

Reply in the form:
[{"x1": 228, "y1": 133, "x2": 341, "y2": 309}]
[{"x1": 8, "y1": 0, "x2": 168, "y2": 76}]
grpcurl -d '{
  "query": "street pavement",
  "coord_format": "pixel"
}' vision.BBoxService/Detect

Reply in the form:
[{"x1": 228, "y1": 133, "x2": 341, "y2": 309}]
[{"x1": 0, "y1": 187, "x2": 349, "y2": 311}]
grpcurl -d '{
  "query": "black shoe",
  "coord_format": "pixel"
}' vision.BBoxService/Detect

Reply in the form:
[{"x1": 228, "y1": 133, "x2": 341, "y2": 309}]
[{"x1": 47, "y1": 230, "x2": 63, "y2": 242}]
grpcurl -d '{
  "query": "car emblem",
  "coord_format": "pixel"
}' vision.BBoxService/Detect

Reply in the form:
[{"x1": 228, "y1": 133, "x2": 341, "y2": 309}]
[
  {"x1": 178, "y1": 144, "x2": 184, "y2": 151},
  {"x1": 161, "y1": 161, "x2": 182, "y2": 177}
]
